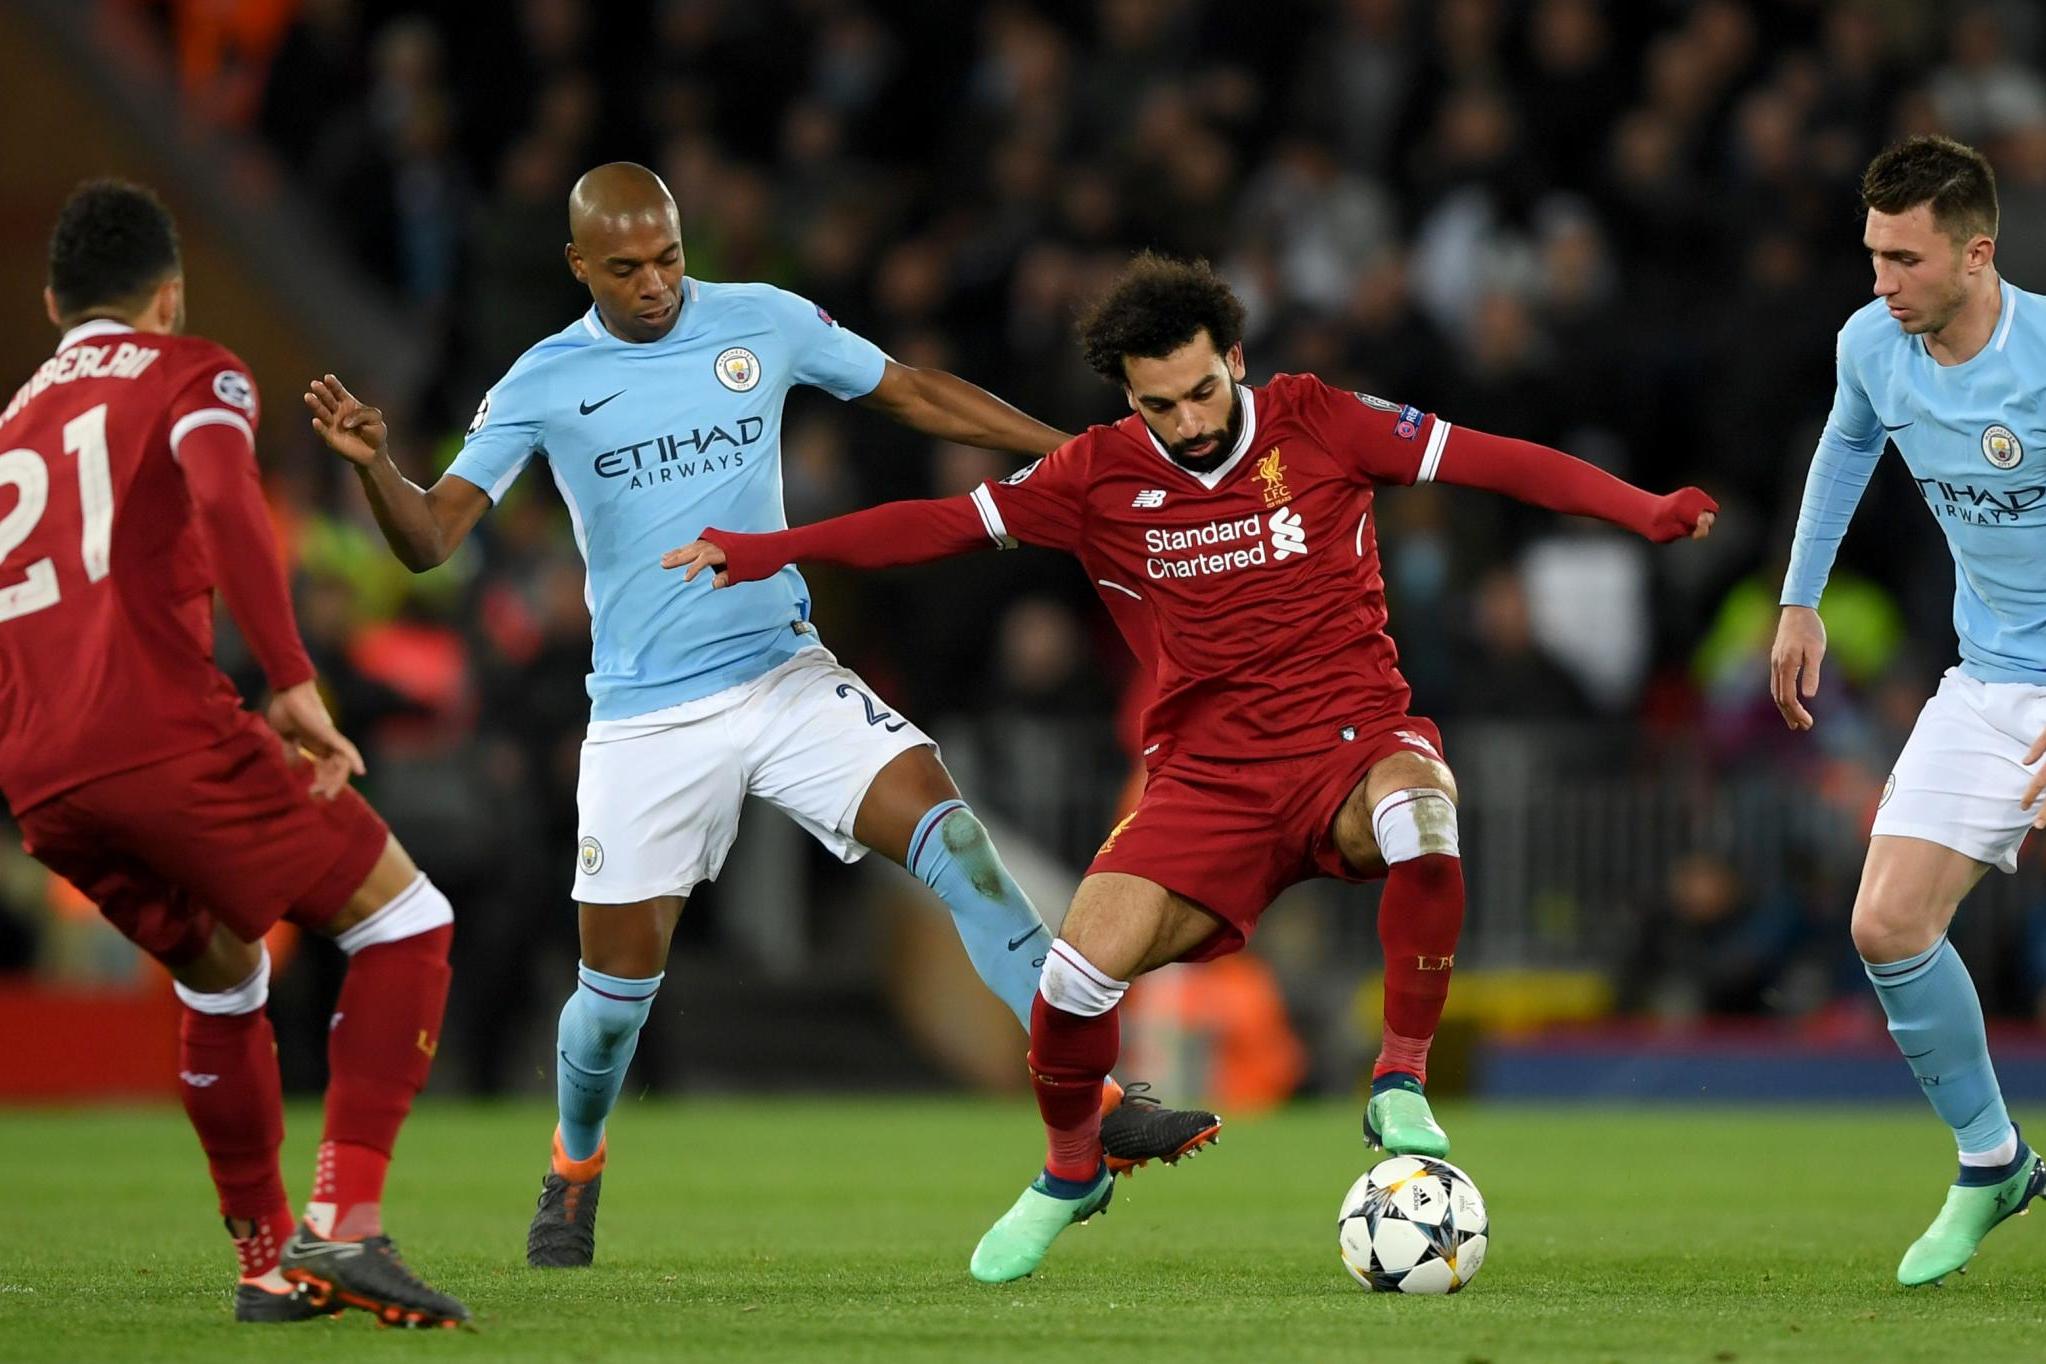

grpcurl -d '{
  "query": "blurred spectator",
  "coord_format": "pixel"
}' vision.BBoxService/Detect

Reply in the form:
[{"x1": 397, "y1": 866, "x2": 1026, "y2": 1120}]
[
  {"x1": 1992, "y1": 119, "x2": 2046, "y2": 291},
  {"x1": 1619, "y1": 849, "x2": 1807, "y2": 1019},
  {"x1": 1931, "y1": 5, "x2": 2046, "y2": 146},
  {"x1": 1445, "y1": 567, "x2": 1595, "y2": 721}
]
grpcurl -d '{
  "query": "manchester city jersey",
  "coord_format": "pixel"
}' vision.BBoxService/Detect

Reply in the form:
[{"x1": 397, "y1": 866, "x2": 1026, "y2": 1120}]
[
  {"x1": 1783, "y1": 279, "x2": 2046, "y2": 682},
  {"x1": 448, "y1": 279, "x2": 888, "y2": 719}
]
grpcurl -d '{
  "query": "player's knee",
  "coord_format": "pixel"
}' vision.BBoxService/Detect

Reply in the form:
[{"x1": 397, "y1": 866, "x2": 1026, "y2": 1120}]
[
  {"x1": 565, "y1": 965, "x2": 662, "y2": 1049},
  {"x1": 1851, "y1": 893, "x2": 1942, "y2": 964},
  {"x1": 1037, "y1": 939, "x2": 1128, "y2": 1017},
  {"x1": 174, "y1": 944, "x2": 271, "y2": 1016},
  {"x1": 331, "y1": 874, "x2": 454, "y2": 957},
  {"x1": 1371, "y1": 788, "x2": 1460, "y2": 866},
  {"x1": 924, "y1": 805, "x2": 997, "y2": 877}
]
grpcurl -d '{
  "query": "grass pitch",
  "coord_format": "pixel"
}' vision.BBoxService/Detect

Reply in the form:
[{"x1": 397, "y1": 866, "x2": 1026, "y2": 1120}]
[{"x1": 4, "y1": 1099, "x2": 2045, "y2": 1362}]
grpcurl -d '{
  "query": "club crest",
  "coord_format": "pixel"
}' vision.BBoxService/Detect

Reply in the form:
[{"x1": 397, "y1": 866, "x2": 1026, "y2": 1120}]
[
  {"x1": 715, "y1": 347, "x2": 761, "y2": 392},
  {"x1": 1982, "y1": 424, "x2": 2023, "y2": 470}
]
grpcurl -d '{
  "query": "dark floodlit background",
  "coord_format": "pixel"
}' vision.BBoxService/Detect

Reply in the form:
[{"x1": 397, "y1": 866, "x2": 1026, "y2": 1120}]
[{"x1": 6, "y1": 0, "x2": 2046, "y2": 1111}]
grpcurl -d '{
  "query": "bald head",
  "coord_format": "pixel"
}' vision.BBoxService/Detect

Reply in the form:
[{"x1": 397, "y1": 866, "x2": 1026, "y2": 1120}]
[
  {"x1": 568, "y1": 161, "x2": 677, "y2": 244},
  {"x1": 565, "y1": 162, "x2": 685, "y2": 342}
]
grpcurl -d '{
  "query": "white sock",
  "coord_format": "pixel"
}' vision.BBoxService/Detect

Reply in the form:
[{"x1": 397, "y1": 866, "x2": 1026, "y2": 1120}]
[{"x1": 1958, "y1": 1124, "x2": 2019, "y2": 1168}]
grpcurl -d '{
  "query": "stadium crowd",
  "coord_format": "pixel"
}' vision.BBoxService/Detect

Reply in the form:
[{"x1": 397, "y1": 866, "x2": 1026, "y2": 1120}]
[{"x1": 12, "y1": 0, "x2": 2046, "y2": 1087}]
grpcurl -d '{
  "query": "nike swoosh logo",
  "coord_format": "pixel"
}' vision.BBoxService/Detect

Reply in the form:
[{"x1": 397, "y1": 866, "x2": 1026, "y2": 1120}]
[
  {"x1": 1903, "y1": 1048, "x2": 1936, "y2": 1059},
  {"x1": 1882, "y1": 421, "x2": 1913, "y2": 432},
  {"x1": 579, "y1": 390, "x2": 624, "y2": 415},
  {"x1": 1007, "y1": 926, "x2": 1045, "y2": 952},
  {"x1": 288, "y1": 1241, "x2": 363, "y2": 1261}
]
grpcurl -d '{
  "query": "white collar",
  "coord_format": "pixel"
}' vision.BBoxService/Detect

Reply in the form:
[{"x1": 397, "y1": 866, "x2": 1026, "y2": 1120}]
[
  {"x1": 1141, "y1": 383, "x2": 1259, "y2": 490},
  {"x1": 58, "y1": 319, "x2": 136, "y2": 351}
]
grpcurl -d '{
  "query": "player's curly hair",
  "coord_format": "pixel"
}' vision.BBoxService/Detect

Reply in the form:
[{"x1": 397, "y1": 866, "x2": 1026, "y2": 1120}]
[
  {"x1": 1078, "y1": 252, "x2": 1247, "y2": 385},
  {"x1": 47, "y1": 179, "x2": 181, "y2": 318},
  {"x1": 1861, "y1": 135, "x2": 1998, "y2": 244}
]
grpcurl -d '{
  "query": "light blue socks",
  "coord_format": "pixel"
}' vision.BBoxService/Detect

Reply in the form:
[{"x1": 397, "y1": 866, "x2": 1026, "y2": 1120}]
[
  {"x1": 907, "y1": 799, "x2": 1047, "y2": 1029},
  {"x1": 556, "y1": 962, "x2": 663, "y2": 1161},
  {"x1": 1866, "y1": 936, "x2": 2015, "y2": 1159}
]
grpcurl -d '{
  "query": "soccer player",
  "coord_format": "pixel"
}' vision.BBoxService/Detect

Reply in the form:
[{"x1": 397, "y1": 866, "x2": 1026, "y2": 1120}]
[
  {"x1": 662, "y1": 251, "x2": 1718, "y2": 1281},
  {"x1": 304, "y1": 162, "x2": 1216, "y2": 1269},
  {"x1": 0, "y1": 182, "x2": 467, "y2": 1326},
  {"x1": 1771, "y1": 134, "x2": 2046, "y2": 1287}
]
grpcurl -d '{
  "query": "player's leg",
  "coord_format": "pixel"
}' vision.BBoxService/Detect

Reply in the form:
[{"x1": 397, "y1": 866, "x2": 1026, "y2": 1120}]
[
  {"x1": 1862, "y1": 672, "x2": 2046, "y2": 1284},
  {"x1": 529, "y1": 703, "x2": 737, "y2": 1267},
  {"x1": 13, "y1": 786, "x2": 328, "y2": 1323},
  {"x1": 280, "y1": 834, "x2": 469, "y2": 1327},
  {"x1": 166, "y1": 923, "x2": 337, "y2": 1322},
  {"x1": 1855, "y1": 836, "x2": 2041, "y2": 1284},
  {"x1": 1329, "y1": 748, "x2": 1462, "y2": 1158},
  {"x1": 853, "y1": 745, "x2": 1049, "y2": 1031},
  {"x1": 525, "y1": 894, "x2": 682, "y2": 1269},
  {"x1": 760, "y1": 654, "x2": 1218, "y2": 1171},
  {"x1": 970, "y1": 873, "x2": 1225, "y2": 1283}
]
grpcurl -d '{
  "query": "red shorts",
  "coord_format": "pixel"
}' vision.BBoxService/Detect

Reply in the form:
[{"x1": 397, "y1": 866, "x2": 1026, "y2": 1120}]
[
  {"x1": 1086, "y1": 716, "x2": 1445, "y2": 963},
  {"x1": 15, "y1": 711, "x2": 390, "y2": 967}
]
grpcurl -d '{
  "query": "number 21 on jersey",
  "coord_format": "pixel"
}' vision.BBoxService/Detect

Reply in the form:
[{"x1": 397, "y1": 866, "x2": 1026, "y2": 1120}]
[{"x1": 0, "y1": 402, "x2": 114, "y2": 622}]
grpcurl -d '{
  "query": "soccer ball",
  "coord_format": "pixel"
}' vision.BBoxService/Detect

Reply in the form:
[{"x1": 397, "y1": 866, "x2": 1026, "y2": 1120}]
[{"x1": 1337, "y1": 1155, "x2": 1488, "y2": 1294}]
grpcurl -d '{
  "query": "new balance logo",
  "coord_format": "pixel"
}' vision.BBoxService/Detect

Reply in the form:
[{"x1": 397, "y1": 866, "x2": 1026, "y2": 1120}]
[
  {"x1": 1268, "y1": 506, "x2": 1307, "y2": 558},
  {"x1": 179, "y1": 1071, "x2": 219, "y2": 1087},
  {"x1": 1132, "y1": 489, "x2": 1167, "y2": 509},
  {"x1": 1395, "y1": 730, "x2": 1441, "y2": 760}
]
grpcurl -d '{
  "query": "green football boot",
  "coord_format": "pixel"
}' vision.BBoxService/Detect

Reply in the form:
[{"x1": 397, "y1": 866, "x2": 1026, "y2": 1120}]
[
  {"x1": 969, "y1": 1166, "x2": 1115, "y2": 1283},
  {"x1": 1364, "y1": 1075, "x2": 1450, "y2": 1159},
  {"x1": 1897, "y1": 1144, "x2": 2046, "y2": 1286}
]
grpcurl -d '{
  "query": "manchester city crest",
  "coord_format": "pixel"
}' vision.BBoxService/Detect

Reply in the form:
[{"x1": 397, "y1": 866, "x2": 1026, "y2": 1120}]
[
  {"x1": 715, "y1": 346, "x2": 761, "y2": 392},
  {"x1": 578, "y1": 836, "x2": 604, "y2": 875},
  {"x1": 1982, "y1": 423, "x2": 2023, "y2": 470}
]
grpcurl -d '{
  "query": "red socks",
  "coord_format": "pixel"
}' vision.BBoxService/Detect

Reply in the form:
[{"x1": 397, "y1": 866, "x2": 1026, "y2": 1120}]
[
  {"x1": 308, "y1": 923, "x2": 452, "y2": 1239},
  {"x1": 1373, "y1": 854, "x2": 1465, "y2": 1085},
  {"x1": 1027, "y1": 991, "x2": 1120, "y2": 1181},
  {"x1": 177, "y1": 1004, "x2": 292, "y2": 1278}
]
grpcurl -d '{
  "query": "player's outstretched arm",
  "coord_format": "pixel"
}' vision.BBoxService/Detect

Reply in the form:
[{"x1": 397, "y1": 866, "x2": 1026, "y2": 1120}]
[
  {"x1": 660, "y1": 495, "x2": 1000, "y2": 587},
  {"x1": 305, "y1": 375, "x2": 491, "y2": 572},
  {"x1": 1430, "y1": 427, "x2": 1716, "y2": 542},
  {"x1": 1769, "y1": 606, "x2": 1827, "y2": 732},
  {"x1": 857, "y1": 360, "x2": 1071, "y2": 456}
]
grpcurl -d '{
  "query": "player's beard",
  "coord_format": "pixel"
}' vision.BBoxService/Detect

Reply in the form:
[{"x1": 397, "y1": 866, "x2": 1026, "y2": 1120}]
[
  {"x1": 1898, "y1": 259, "x2": 1972, "y2": 336},
  {"x1": 1166, "y1": 385, "x2": 1243, "y2": 473}
]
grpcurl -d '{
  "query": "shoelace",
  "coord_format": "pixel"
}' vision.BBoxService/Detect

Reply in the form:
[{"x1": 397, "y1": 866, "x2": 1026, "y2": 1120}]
[{"x1": 1117, "y1": 1081, "x2": 1160, "y2": 1108}]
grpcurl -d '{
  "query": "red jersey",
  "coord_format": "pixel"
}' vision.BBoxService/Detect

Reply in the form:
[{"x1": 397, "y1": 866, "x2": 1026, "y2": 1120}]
[
  {"x1": 971, "y1": 373, "x2": 1447, "y2": 763},
  {"x1": 0, "y1": 320, "x2": 311, "y2": 811}
]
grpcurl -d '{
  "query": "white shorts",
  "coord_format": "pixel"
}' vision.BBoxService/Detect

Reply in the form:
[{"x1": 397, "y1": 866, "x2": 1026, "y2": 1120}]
[
  {"x1": 571, "y1": 648, "x2": 933, "y2": 902},
  {"x1": 1873, "y1": 667, "x2": 2046, "y2": 874}
]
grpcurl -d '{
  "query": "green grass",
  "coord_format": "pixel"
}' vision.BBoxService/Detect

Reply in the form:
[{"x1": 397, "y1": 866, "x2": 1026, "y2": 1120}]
[{"x1": 5, "y1": 1100, "x2": 2046, "y2": 1362}]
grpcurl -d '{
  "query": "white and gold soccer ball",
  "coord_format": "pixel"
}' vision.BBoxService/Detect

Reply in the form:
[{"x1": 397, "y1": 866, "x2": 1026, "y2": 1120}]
[{"x1": 1337, "y1": 1154, "x2": 1488, "y2": 1294}]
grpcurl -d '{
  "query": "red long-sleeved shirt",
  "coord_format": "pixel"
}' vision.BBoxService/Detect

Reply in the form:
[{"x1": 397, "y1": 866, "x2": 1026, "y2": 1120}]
[
  {"x1": 705, "y1": 373, "x2": 1713, "y2": 761},
  {"x1": 0, "y1": 323, "x2": 313, "y2": 809}
]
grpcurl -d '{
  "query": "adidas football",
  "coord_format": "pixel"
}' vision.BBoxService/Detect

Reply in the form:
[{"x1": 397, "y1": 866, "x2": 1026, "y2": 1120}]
[{"x1": 1337, "y1": 1155, "x2": 1488, "y2": 1293}]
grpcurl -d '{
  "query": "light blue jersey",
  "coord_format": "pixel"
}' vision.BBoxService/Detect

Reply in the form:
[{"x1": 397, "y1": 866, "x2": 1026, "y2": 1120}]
[
  {"x1": 1783, "y1": 279, "x2": 2046, "y2": 682},
  {"x1": 448, "y1": 279, "x2": 888, "y2": 719}
]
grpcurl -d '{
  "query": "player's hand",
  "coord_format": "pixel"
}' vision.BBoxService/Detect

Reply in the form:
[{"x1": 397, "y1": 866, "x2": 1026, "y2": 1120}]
[
  {"x1": 2023, "y1": 728, "x2": 2046, "y2": 827},
  {"x1": 1769, "y1": 605, "x2": 1826, "y2": 732},
  {"x1": 1648, "y1": 487, "x2": 1718, "y2": 543},
  {"x1": 304, "y1": 374, "x2": 388, "y2": 467},
  {"x1": 265, "y1": 680, "x2": 366, "y2": 799},
  {"x1": 660, "y1": 539, "x2": 730, "y2": 588}
]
